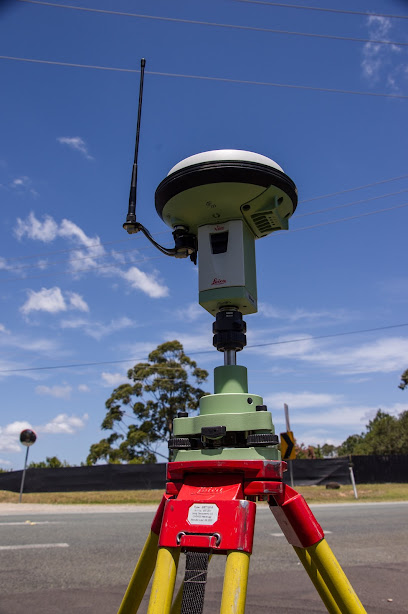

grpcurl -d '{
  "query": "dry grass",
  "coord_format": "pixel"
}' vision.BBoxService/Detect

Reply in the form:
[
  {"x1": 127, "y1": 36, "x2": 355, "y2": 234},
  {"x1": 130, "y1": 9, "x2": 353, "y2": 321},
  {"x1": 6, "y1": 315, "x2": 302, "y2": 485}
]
[
  {"x1": 1, "y1": 483, "x2": 408, "y2": 505},
  {"x1": 296, "y1": 483, "x2": 408, "y2": 504}
]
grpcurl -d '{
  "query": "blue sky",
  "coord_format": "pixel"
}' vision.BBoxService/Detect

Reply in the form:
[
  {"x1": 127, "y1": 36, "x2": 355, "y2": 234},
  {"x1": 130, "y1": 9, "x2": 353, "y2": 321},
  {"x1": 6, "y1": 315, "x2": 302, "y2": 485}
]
[{"x1": 1, "y1": 0, "x2": 408, "y2": 469}]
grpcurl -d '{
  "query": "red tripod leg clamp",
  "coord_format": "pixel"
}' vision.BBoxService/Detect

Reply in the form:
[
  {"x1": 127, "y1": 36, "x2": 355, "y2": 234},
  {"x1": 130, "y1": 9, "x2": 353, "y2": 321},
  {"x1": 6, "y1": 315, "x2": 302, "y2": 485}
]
[{"x1": 270, "y1": 485, "x2": 324, "y2": 548}]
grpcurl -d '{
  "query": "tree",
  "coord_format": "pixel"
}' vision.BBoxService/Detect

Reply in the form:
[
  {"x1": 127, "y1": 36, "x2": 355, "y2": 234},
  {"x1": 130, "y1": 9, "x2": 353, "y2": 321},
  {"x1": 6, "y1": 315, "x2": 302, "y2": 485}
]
[
  {"x1": 28, "y1": 456, "x2": 71, "y2": 468},
  {"x1": 337, "y1": 434, "x2": 365, "y2": 457},
  {"x1": 87, "y1": 341, "x2": 208, "y2": 465},
  {"x1": 399, "y1": 369, "x2": 408, "y2": 390},
  {"x1": 321, "y1": 443, "x2": 337, "y2": 458},
  {"x1": 294, "y1": 441, "x2": 322, "y2": 459},
  {"x1": 337, "y1": 410, "x2": 408, "y2": 456}
]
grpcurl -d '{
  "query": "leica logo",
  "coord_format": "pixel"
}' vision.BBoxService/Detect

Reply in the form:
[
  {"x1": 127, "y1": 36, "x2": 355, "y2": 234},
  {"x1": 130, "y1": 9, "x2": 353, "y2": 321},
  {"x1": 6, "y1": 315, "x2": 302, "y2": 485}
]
[
  {"x1": 211, "y1": 278, "x2": 226, "y2": 285},
  {"x1": 214, "y1": 225, "x2": 224, "y2": 231}
]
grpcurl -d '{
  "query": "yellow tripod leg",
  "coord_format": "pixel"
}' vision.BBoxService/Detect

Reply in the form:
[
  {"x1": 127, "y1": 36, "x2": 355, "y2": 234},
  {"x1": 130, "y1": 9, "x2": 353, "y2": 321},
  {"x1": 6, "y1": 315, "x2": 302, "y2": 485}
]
[
  {"x1": 117, "y1": 530, "x2": 159, "y2": 614},
  {"x1": 294, "y1": 545, "x2": 342, "y2": 614},
  {"x1": 297, "y1": 539, "x2": 367, "y2": 614},
  {"x1": 147, "y1": 547, "x2": 180, "y2": 614},
  {"x1": 220, "y1": 551, "x2": 250, "y2": 614}
]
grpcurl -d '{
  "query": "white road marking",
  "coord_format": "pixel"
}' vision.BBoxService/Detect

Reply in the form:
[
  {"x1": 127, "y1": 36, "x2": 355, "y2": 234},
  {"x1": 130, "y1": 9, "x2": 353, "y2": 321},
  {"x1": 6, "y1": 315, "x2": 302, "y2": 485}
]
[
  {"x1": 0, "y1": 521, "x2": 63, "y2": 526},
  {"x1": 271, "y1": 530, "x2": 333, "y2": 537},
  {"x1": 0, "y1": 543, "x2": 69, "y2": 551}
]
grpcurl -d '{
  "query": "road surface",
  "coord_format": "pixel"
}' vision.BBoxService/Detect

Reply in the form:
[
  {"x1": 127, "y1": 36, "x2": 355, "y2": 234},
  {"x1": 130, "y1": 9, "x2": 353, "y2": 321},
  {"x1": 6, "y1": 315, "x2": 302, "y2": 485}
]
[{"x1": 0, "y1": 501, "x2": 407, "y2": 613}]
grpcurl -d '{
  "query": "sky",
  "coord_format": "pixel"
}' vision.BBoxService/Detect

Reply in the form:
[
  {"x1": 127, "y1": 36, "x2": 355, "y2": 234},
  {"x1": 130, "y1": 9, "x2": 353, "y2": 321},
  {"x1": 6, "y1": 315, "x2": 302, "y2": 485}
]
[{"x1": 0, "y1": 0, "x2": 408, "y2": 469}]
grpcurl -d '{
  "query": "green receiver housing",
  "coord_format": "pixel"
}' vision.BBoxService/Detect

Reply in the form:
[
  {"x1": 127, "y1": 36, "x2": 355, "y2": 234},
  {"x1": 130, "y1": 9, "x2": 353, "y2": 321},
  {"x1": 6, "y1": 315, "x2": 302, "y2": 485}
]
[{"x1": 155, "y1": 150, "x2": 298, "y2": 315}]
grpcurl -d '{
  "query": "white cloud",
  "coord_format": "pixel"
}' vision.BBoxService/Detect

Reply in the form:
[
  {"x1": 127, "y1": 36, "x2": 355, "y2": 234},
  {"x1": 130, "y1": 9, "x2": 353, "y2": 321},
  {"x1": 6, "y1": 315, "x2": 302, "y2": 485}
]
[
  {"x1": 40, "y1": 413, "x2": 88, "y2": 434},
  {"x1": 9, "y1": 176, "x2": 39, "y2": 198},
  {"x1": 101, "y1": 372, "x2": 127, "y2": 387},
  {"x1": 0, "y1": 413, "x2": 89, "y2": 453},
  {"x1": 35, "y1": 385, "x2": 72, "y2": 399},
  {"x1": 120, "y1": 266, "x2": 169, "y2": 298},
  {"x1": 251, "y1": 333, "x2": 408, "y2": 375},
  {"x1": 67, "y1": 292, "x2": 89, "y2": 312},
  {"x1": 264, "y1": 391, "x2": 342, "y2": 410},
  {"x1": 0, "y1": 421, "x2": 32, "y2": 453},
  {"x1": 15, "y1": 212, "x2": 58, "y2": 242},
  {"x1": 361, "y1": 16, "x2": 407, "y2": 91},
  {"x1": 14, "y1": 213, "x2": 168, "y2": 299},
  {"x1": 60, "y1": 316, "x2": 133, "y2": 340},
  {"x1": 57, "y1": 136, "x2": 93, "y2": 160},
  {"x1": 259, "y1": 303, "x2": 350, "y2": 324},
  {"x1": 11, "y1": 176, "x2": 29, "y2": 188},
  {"x1": 0, "y1": 334, "x2": 58, "y2": 354},
  {"x1": 78, "y1": 384, "x2": 90, "y2": 392},
  {"x1": 176, "y1": 302, "x2": 206, "y2": 322},
  {"x1": 20, "y1": 287, "x2": 89, "y2": 316},
  {"x1": 0, "y1": 323, "x2": 9, "y2": 334}
]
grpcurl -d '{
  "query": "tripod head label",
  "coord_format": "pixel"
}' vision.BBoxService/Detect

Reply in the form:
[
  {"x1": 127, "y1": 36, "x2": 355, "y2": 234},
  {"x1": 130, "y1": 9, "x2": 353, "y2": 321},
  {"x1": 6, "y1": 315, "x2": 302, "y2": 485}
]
[{"x1": 188, "y1": 503, "x2": 219, "y2": 525}]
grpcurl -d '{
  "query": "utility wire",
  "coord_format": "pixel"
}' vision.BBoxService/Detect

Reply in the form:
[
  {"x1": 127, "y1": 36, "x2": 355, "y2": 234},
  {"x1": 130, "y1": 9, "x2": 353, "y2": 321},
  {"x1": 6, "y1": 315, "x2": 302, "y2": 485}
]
[
  {"x1": 229, "y1": 0, "x2": 408, "y2": 20},
  {"x1": 1, "y1": 56, "x2": 407, "y2": 100},
  {"x1": 2, "y1": 189, "x2": 406, "y2": 274},
  {"x1": 300, "y1": 174, "x2": 408, "y2": 204},
  {"x1": 1, "y1": 201, "x2": 407, "y2": 282},
  {"x1": 2, "y1": 175, "x2": 407, "y2": 266},
  {"x1": 296, "y1": 188, "x2": 408, "y2": 219},
  {"x1": 1, "y1": 322, "x2": 408, "y2": 373},
  {"x1": 16, "y1": 1, "x2": 408, "y2": 47},
  {"x1": 288, "y1": 202, "x2": 408, "y2": 234}
]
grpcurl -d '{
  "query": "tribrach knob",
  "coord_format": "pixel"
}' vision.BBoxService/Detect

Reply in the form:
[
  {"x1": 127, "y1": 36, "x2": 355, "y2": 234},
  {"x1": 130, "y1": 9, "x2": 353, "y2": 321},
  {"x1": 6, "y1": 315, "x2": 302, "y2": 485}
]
[
  {"x1": 247, "y1": 433, "x2": 279, "y2": 446},
  {"x1": 168, "y1": 437, "x2": 191, "y2": 449}
]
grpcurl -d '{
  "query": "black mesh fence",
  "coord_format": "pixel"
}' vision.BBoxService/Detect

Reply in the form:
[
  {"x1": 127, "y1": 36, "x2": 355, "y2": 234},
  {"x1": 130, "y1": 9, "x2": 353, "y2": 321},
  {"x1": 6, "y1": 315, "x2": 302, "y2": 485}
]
[
  {"x1": 0, "y1": 455, "x2": 407, "y2": 493},
  {"x1": 0, "y1": 463, "x2": 167, "y2": 493}
]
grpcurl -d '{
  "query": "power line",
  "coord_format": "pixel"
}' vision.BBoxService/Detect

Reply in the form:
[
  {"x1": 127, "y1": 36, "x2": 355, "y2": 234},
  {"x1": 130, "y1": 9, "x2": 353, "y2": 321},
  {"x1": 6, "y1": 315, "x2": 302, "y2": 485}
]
[
  {"x1": 296, "y1": 188, "x2": 408, "y2": 219},
  {"x1": 16, "y1": 0, "x2": 408, "y2": 47},
  {"x1": 1, "y1": 174, "x2": 406, "y2": 267},
  {"x1": 1, "y1": 56, "x2": 407, "y2": 100},
  {"x1": 2, "y1": 190, "x2": 405, "y2": 275},
  {"x1": 229, "y1": 0, "x2": 408, "y2": 20},
  {"x1": 289, "y1": 202, "x2": 408, "y2": 234},
  {"x1": 1, "y1": 322, "x2": 407, "y2": 373},
  {"x1": 300, "y1": 174, "x2": 408, "y2": 204},
  {"x1": 1, "y1": 201, "x2": 407, "y2": 282}
]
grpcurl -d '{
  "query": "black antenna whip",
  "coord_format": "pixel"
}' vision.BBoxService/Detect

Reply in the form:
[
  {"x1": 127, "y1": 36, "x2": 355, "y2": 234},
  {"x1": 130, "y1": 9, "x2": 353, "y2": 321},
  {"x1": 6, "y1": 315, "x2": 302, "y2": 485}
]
[{"x1": 123, "y1": 58, "x2": 146, "y2": 233}]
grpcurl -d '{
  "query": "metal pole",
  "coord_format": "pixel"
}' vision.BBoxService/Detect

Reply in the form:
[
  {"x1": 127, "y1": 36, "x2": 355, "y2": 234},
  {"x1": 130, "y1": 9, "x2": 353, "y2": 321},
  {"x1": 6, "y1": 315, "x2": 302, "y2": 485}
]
[
  {"x1": 19, "y1": 446, "x2": 30, "y2": 503},
  {"x1": 349, "y1": 456, "x2": 358, "y2": 499},
  {"x1": 224, "y1": 350, "x2": 236, "y2": 365},
  {"x1": 284, "y1": 403, "x2": 294, "y2": 488}
]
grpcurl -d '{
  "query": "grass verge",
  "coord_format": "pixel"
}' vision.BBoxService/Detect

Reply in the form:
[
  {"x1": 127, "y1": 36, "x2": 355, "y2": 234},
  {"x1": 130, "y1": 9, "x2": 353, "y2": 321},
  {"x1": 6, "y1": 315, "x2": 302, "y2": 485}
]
[{"x1": 1, "y1": 483, "x2": 408, "y2": 505}]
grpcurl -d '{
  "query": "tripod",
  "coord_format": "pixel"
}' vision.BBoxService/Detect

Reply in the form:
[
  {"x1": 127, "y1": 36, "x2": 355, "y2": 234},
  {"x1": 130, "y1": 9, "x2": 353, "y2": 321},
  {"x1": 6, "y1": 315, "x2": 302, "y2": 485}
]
[
  {"x1": 117, "y1": 458, "x2": 366, "y2": 614},
  {"x1": 116, "y1": 312, "x2": 367, "y2": 614}
]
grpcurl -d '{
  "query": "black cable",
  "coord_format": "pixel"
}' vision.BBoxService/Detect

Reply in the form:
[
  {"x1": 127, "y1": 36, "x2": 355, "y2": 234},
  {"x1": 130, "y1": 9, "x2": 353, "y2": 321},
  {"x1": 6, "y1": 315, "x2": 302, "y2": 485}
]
[
  {"x1": 229, "y1": 0, "x2": 408, "y2": 20},
  {"x1": 2, "y1": 56, "x2": 407, "y2": 100},
  {"x1": 2, "y1": 322, "x2": 407, "y2": 373},
  {"x1": 16, "y1": 1, "x2": 408, "y2": 47}
]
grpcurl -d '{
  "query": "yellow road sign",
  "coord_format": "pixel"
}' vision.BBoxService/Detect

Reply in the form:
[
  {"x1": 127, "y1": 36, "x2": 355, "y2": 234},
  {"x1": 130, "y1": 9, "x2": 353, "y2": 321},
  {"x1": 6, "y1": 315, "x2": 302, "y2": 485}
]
[{"x1": 280, "y1": 431, "x2": 296, "y2": 460}]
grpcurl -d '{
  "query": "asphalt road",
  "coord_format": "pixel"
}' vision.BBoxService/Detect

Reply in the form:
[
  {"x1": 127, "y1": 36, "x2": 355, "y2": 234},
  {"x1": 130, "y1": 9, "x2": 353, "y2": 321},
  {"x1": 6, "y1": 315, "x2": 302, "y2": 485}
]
[{"x1": 0, "y1": 502, "x2": 407, "y2": 613}]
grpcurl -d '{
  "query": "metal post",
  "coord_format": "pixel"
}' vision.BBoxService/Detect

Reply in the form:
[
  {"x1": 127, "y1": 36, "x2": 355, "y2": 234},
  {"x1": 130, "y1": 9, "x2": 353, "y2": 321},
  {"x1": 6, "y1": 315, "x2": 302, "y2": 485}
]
[
  {"x1": 19, "y1": 446, "x2": 30, "y2": 503},
  {"x1": 349, "y1": 456, "x2": 358, "y2": 499},
  {"x1": 284, "y1": 403, "x2": 294, "y2": 488}
]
